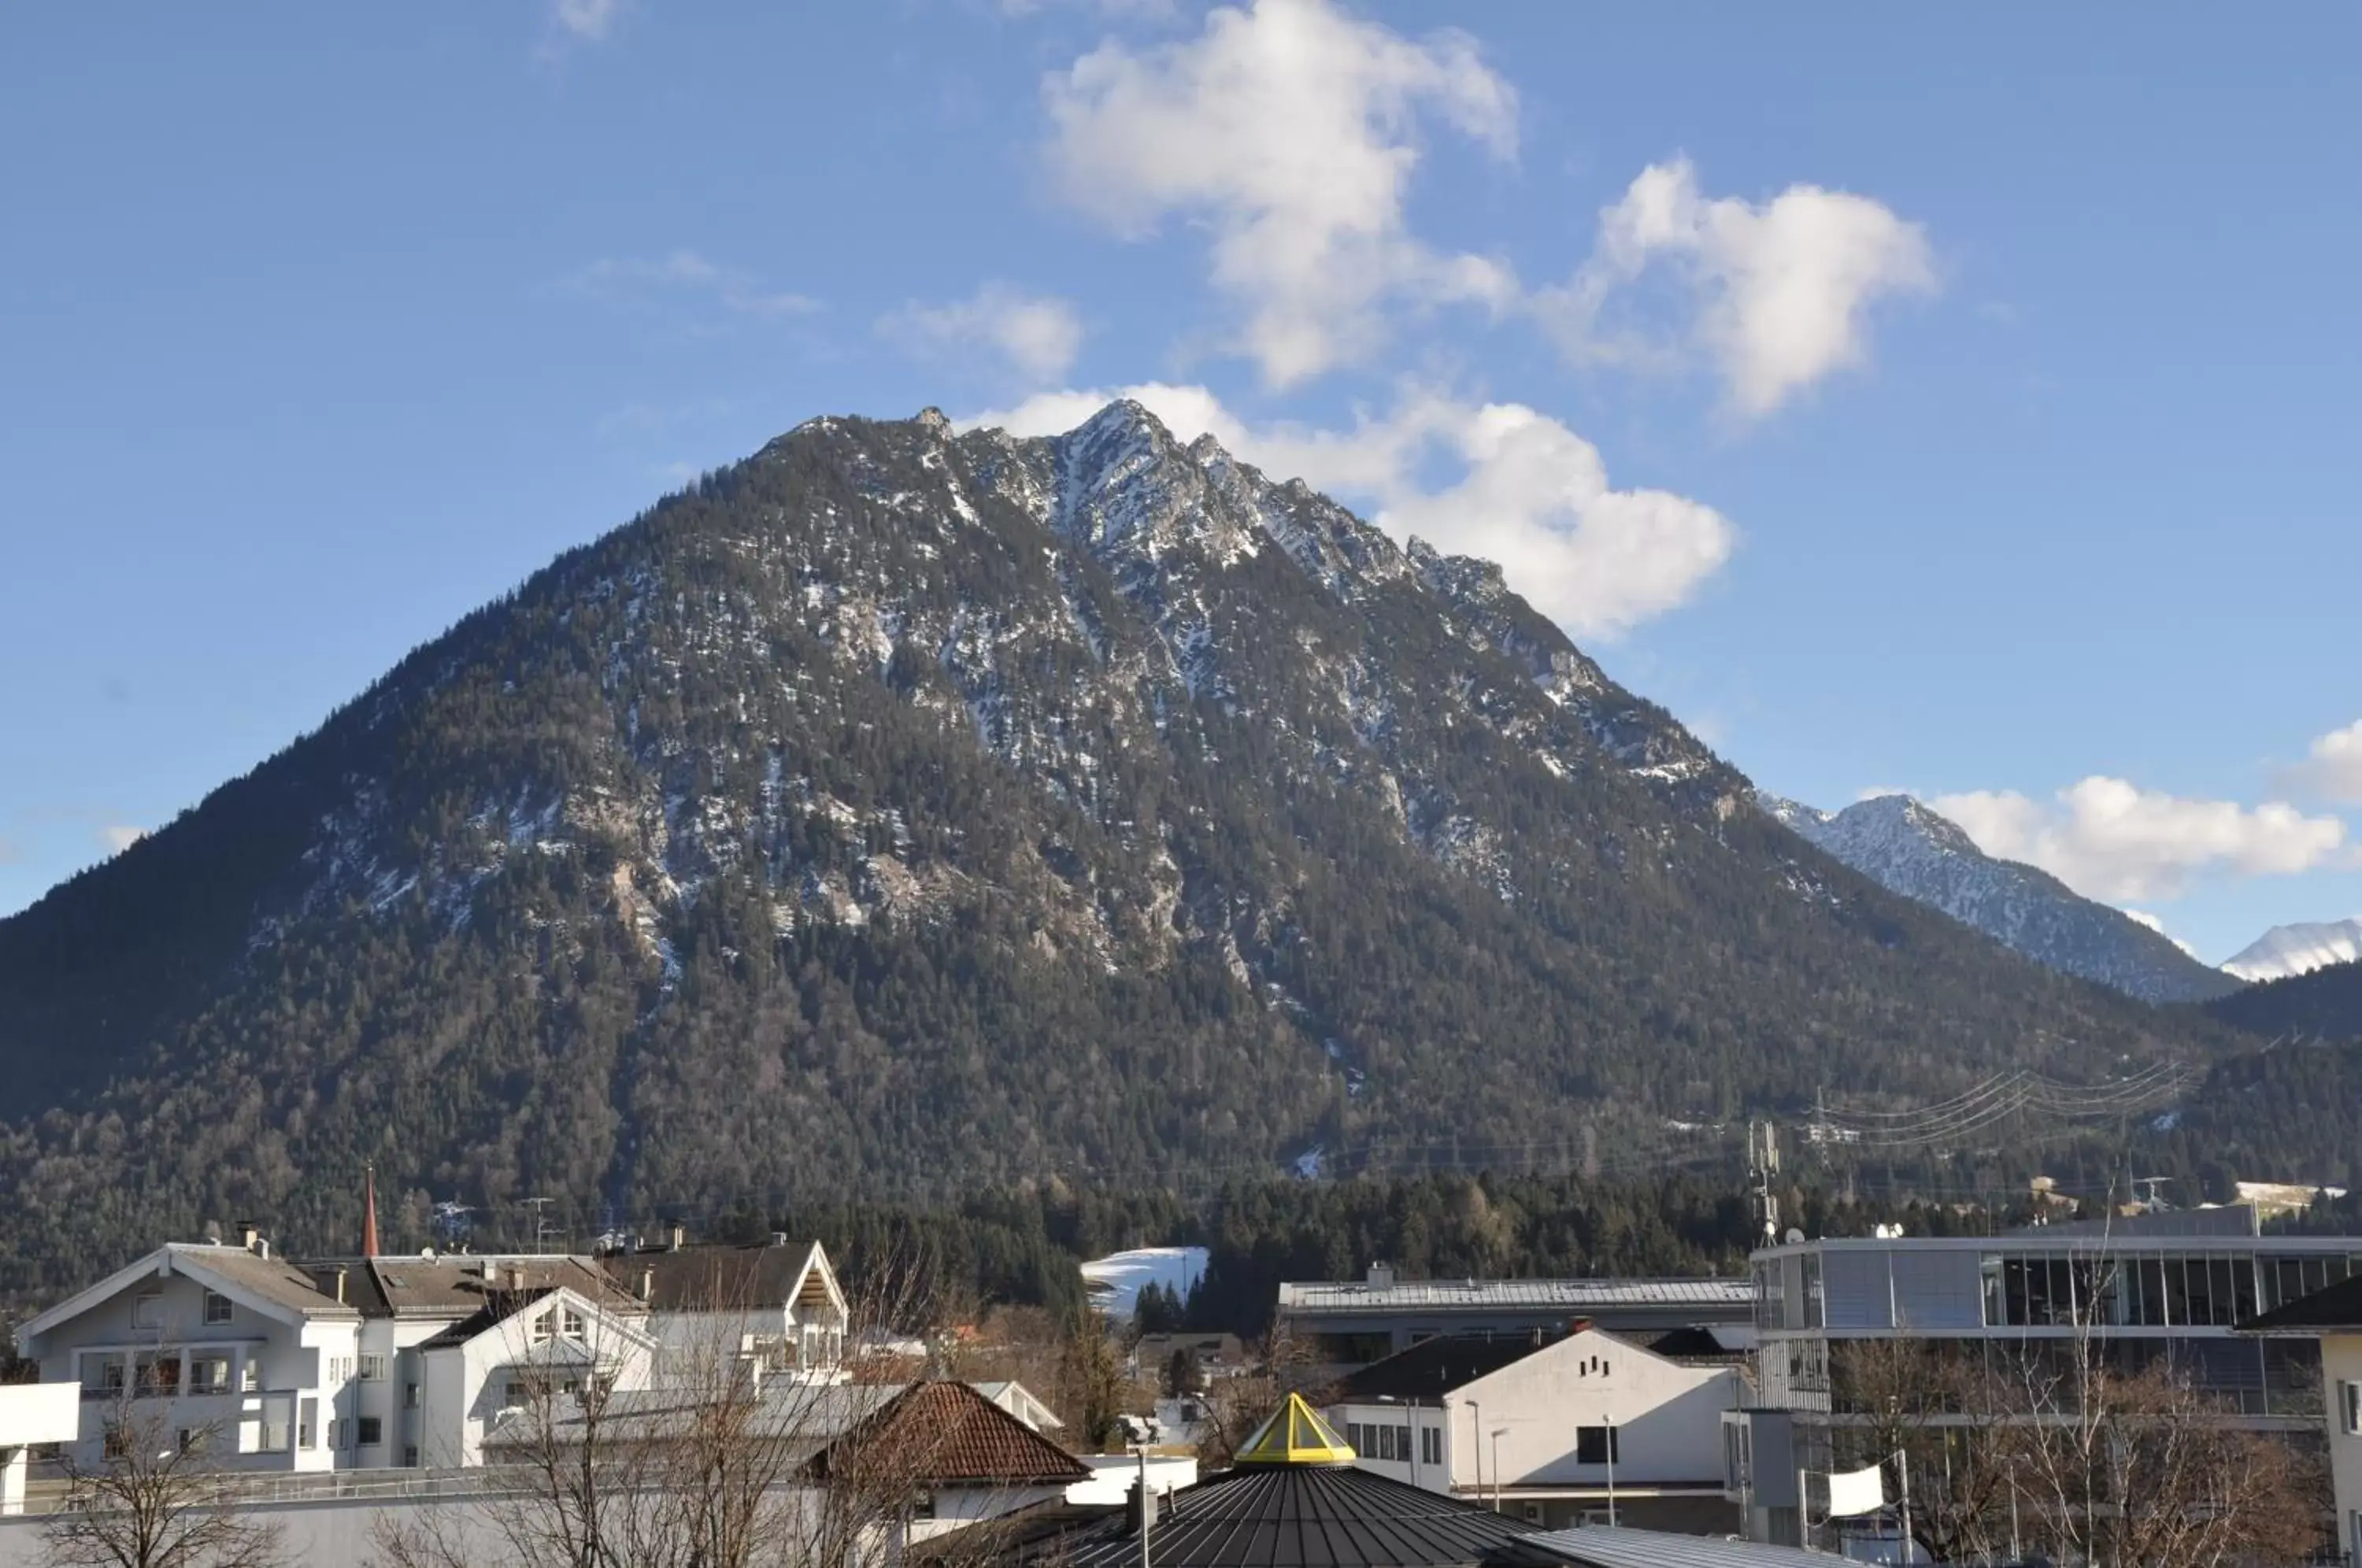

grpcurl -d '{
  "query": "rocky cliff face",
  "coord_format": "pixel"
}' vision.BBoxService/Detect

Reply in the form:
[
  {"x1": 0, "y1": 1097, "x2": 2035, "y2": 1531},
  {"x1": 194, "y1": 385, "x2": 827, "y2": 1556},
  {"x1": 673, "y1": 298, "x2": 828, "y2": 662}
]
[{"x1": 0, "y1": 402, "x2": 2204, "y2": 1288}]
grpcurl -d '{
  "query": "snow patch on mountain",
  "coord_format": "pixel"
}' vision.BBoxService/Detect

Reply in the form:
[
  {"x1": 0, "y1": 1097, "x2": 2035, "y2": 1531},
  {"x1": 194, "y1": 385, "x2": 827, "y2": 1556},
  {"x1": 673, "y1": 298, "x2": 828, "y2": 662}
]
[{"x1": 2223, "y1": 919, "x2": 2362, "y2": 982}]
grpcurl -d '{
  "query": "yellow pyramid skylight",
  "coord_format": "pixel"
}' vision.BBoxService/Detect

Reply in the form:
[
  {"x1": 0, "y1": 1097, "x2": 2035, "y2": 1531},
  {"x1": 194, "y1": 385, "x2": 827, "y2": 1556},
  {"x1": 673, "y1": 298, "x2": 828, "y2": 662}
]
[{"x1": 1232, "y1": 1392, "x2": 1357, "y2": 1466}]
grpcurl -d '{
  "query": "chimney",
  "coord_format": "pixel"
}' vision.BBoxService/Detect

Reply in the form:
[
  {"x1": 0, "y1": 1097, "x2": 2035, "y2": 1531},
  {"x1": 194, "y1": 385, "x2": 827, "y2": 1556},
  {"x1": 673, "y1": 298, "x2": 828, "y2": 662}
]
[
  {"x1": 1125, "y1": 1478, "x2": 1160, "y2": 1537},
  {"x1": 361, "y1": 1165, "x2": 381, "y2": 1259},
  {"x1": 639, "y1": 1267, "x2": 656, "y2": 1303},
  {"x1": 668, "y1": 1224, "x2": 686, "y2": 1252},
  {"x1": 237, "y1": 1221, "x2": 261, "y2": 1252},
  {"x1": 1366, "y1": 1262, "x2": 1395, "y2": 1289},
  {"x1": 771, "y1": 1232, "x2": 790, "y2": 1248},
  {"x1": 335, "y1": 1267, "x2": 349, "y2": 1304}
]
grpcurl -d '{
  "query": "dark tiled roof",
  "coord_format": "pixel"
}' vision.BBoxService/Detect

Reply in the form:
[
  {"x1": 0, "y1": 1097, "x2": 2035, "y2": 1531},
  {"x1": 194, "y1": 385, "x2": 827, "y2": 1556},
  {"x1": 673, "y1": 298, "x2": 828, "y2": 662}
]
[
  {"x1": 1637, "y1": 1327, "x2": 1746, "y2": 1364},
  {"x1": 2242, "y1": 1273, "x2": 2362, "y2": 1333},
  {"x1": 805, "y1": 1381, "x2": 1090, "y2": 1488},
  {"x1": 1015, "y1": 1463, "x2": 1566, "y2": 1568},
  {"x1": 1326, "y1": 1334, "x2": 1551, "y2": 1403},
  {"x1": 416, "y1": 1287, "x2": 563, "y2": 1350},
  {"x1": 350, "y1": 1256, "x2": 640, "y2": 1318},
  {"x1": 601, "y1": 1240, "x2": 827, "y2": 1312}
]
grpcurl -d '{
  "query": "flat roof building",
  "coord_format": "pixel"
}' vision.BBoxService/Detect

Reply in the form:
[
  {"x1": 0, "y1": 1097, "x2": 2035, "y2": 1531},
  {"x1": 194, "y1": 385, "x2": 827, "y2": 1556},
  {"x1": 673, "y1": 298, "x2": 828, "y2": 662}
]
[{"x1": 1279, "y1": 1266, "x2": 1754, "y2": 1369}]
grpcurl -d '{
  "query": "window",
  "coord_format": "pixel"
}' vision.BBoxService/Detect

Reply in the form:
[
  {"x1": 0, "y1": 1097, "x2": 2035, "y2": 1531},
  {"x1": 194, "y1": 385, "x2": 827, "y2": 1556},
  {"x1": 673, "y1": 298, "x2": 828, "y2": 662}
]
[
  {"x1": 103, "y1": 1424, "x2": 130, "y2": 1461},
  {"x1": 360, "y1": 1354, "x2": 386, "y2": 1382},
  {"x1": 532, "y1": 1311, "x2": 555, "y2": 1344},
  {"x1": 80, "y1": 1352, "x2": 126, "y2": 1400},
  {"x1": 240, "y1": 1359, "x2": 260, "y2": 1393},
  {"x1": 188, "y1": 1356, "x2": 231, "y2": 1396},
  {"x1": 357, "y1": 1416, "x2": 383, "y2": 1447},
  {"x1": 203, "y1": 1289, "x2": 234, "y2": 1325},
  {"x1": 404, "y1": 1381, "x2": 420, "y2": 1410},
  {"x1": 328, "y1": 1418, "x2": 340, "y2": 1450},
  {"x1": 1421, "y1": 1426, "x2": 1442, "y2": 1466},
  {"x1": 134, "y1": 1352, "x2": 181, "y2": 1398},
  {"x1": 178, "y1": 1427, "x2": 206, "y2": 1455},
  {"x1": 131, "y1": 1292, "x2": 163, "y2": 1330},
  {"x1": 562, "y1": 1307, "x2": 587, "y2": 1342},
  {"x1": 1575, "y1": 1426, "x2": 1620, "y2": 1465},
  {"x1": 1396, "y1": 1425, "x2": 1411, "y2": 1463},
  {"x1": 298, "y1": 1398, "x2": 317, "y2": 1450},
  {"x1": 2342, "y1": 1380, "x2": 2361, "y2": 1437},
  {"x1": 1346, "y1": 1422, "x2": 1363, "y2": 1453},
  {"x1": 403, "y1": 1445, "x2": 420, "y2": 1468}
]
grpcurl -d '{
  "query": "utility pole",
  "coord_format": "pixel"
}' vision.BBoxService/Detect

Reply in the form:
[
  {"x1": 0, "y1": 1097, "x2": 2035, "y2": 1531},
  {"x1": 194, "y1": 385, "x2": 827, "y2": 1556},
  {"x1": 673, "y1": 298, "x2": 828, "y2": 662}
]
[{"x1": 1748, "y1": 1122, "x2": 1782, "y2": 1244}]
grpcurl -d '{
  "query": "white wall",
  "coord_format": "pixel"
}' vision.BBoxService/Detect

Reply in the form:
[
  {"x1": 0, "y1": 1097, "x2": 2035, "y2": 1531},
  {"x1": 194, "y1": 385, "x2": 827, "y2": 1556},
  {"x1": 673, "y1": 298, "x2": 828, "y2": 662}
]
[
  {"x1": 1332, "y1": 1329, "x2": 1742, "y2": 1499},
  {"x1": 2323, "y1": 1334, "x2": 2362, "y2": 1556}
]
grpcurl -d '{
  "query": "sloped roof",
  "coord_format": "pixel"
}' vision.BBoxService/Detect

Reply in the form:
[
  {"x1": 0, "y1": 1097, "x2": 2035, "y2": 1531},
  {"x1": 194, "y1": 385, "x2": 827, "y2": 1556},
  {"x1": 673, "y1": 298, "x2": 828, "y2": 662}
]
[
  {"x1": 805, "y1": 1380, "x2": 1090, "y2": 1488},
  {"x1": 2241, "y1": 1272, "x2": 2362, "y2": 1333},
  {"x1": 1279, "y1": 1279, "x2": 1750, "y2": 1314},
  {"x1": 357, "y1": 1256, "x2": 640, "y2": 1318},
  {"x1": 177, "y1": 1247, "x2": 364, "y2": 1320},
  {"x1": 1235, "y1": 1394, "x2": 1355, "y2": 1466},
  {"x1": 1528, "y1": 1525, "x2": 1831, "y2": 1568},
  {"x1": 1327, "y1": 1335, "x2": 1549, "y2": 1403},
  {"x1": 1013, "y1": 1461, "x2": 1566, "y2": 1568},
  {"x1": 601, "y1": 1238, "x2": 835, "y2": 1313}
]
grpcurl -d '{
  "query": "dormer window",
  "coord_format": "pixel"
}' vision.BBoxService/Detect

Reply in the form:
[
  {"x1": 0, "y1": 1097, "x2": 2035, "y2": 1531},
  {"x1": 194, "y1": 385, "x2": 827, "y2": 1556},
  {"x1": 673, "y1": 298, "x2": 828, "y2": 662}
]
[
  {"x1": 563, "y1": 1308, "x2": 587, "y2": 1342},
  {"x1": 531, "y1": 1310, "x2": 555, "y2": 1344}
]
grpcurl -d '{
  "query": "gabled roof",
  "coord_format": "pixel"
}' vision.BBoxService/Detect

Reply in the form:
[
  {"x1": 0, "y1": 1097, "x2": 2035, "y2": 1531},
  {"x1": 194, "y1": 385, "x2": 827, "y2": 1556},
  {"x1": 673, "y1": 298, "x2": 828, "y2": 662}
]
[
  {"x1": 602, "y1": 1238, "x2": 842, "y2": 1315},
  {"x1": 804, "y1": 1380, "x2": 1090, "y2": 1488},
  {"x1": 2240, "y1": 1273, "x2": 2362, "y2": 1334},
  {"x1": 18, "y1": 1244, "x2": 357, "y2": 1344},
  {"x1": 416, "y1": 1283, "x2": 655, "y2": 1353},
  {"x1": 1011, "y1": 1459, "x2": 1568, "y2": 1568}
]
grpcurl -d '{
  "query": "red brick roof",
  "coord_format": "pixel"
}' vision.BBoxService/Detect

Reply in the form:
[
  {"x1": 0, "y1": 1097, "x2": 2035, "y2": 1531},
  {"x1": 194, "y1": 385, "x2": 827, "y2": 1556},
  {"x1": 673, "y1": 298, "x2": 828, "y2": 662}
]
[{"x1": 805, "y1": 1380, "x2": 1090, "y2": 1488}]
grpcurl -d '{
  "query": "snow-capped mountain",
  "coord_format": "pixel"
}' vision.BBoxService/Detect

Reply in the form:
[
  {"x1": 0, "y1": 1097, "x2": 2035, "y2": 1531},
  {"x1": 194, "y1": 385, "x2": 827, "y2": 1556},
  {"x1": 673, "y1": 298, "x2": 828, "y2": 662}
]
[
  {"x1": 1757, "y1": 793, "x2": 2239, "y2": 1004},
  {"x1": 2223, "y1": 919, "x2": 2362, "y2": 982}
]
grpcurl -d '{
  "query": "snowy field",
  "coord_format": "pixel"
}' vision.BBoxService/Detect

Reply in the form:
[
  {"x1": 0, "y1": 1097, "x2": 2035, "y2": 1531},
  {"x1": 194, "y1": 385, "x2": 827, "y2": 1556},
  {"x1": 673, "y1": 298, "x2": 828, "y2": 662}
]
[{"x1": 1080, "y1": 1245, "x2": 1208, "y2": 1318}]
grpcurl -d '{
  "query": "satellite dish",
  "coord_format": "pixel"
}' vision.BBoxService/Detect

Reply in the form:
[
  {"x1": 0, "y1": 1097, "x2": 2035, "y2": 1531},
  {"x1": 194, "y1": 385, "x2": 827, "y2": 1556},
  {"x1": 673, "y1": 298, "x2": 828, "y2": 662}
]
[{"x1": 1784, "y1": 1228, "x2": 1805, "y2": 1244}]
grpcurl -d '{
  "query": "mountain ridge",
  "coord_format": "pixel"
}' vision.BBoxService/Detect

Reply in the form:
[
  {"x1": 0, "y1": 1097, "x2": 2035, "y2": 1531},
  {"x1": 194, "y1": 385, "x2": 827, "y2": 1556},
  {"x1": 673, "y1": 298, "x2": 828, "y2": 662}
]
[
  {"x1": 1755, "y1": 792, "x2": 2239, "y2": 1004},
  {"x1": 2222, "y1": 918, "x2": 2362, "y2": 983},
  {"x1": 0, "y1": 401, "x2": 2218, "y2": 1291}
]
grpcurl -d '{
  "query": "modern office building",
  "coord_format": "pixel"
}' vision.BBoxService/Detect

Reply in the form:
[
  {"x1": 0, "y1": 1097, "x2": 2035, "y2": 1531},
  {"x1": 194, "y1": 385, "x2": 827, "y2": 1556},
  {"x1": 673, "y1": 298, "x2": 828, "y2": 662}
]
[{"x1": 1749, "y1": 1204, "x2": 2356, "y2": 1430}]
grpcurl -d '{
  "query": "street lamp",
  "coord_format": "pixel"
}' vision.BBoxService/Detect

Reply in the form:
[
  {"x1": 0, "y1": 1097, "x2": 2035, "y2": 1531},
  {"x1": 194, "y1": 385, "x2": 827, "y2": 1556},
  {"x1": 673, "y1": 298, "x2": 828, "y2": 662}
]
[
  {"x1": 1603, "y1": 1415, "x2": 1617, "y2": 1528},
  {"x1": 1490, "y1": 1429, "x2": 1508, "y2": 1514}
]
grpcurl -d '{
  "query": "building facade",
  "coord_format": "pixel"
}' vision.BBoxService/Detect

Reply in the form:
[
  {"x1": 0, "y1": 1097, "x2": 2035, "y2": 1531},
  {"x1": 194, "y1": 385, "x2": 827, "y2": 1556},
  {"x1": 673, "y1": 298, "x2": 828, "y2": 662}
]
[{"x1": 1323, "y1": 1326, "x2": 1746, "y2": 1533}]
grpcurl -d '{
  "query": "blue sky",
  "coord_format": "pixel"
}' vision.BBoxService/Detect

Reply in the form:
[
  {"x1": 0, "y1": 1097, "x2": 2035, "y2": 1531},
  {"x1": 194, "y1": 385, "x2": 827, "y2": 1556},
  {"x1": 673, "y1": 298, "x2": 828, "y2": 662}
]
[{"x1": 3, "y1": 2, "x2": 2357, "y2": 964}]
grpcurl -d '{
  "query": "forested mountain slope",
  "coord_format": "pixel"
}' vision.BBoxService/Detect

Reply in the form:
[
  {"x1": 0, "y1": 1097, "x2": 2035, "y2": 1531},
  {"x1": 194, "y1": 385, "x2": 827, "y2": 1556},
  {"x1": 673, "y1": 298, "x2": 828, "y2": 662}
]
[
  {"x1": 2209, "y1": 958, "x2": 2362, "y2": 1044},
  {"x1": 0, "y1": 402, "x2": 2213, "y2": 1292}
]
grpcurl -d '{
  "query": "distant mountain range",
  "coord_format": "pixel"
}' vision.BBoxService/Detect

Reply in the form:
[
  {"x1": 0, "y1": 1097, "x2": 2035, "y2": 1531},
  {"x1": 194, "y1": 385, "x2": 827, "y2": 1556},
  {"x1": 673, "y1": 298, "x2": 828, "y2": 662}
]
[
  {"x1": 2222, "y1": 919, "x2": 2362, "y2": 983},
  {"x1": 1756, "y1": 793, "x2": 2240, "y2": 1004},
  {"x1": 0, "y1": 400, "x2": 2216, "y2": 1291}
]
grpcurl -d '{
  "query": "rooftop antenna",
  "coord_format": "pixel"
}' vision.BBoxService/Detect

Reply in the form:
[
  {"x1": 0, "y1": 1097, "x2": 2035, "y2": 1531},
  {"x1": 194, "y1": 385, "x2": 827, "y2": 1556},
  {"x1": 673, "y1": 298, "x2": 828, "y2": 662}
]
[
  {"x1": 523, "y1": 1196, "x2": 557, "y2": 1253},
  {"x1": 2133, "y1": 1176, "x2": 2173, "y2": 1214}
]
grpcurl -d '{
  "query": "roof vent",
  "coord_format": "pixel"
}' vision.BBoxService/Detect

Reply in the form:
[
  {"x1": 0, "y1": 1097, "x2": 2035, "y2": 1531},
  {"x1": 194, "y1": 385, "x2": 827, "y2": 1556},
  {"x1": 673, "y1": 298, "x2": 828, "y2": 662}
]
[{"x1": 1366, "y1": 1262, "x2": 1396, "y2": 1289}]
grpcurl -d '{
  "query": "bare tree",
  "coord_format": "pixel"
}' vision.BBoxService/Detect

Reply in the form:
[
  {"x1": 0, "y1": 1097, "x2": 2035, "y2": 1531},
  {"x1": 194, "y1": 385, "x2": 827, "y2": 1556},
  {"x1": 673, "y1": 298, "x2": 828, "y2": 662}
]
[
  {"x1": 1194, "y1": 1323, "x2": 1315, "y2": 1468},
  {"x1": 45, "y1": 1393, "x2": 284, "y2": 1568}
]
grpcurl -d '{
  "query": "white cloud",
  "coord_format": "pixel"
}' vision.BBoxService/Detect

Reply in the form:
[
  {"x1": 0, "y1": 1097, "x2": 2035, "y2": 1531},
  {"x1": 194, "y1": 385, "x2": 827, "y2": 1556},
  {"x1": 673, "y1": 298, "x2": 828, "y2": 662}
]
[
  {"x1": 1041, "y1": 0, "x2": 1518, "y2": 388},
  {"x1": 879, "y1": 283, "x2": 1087, "y2": 383},
  {"x1": 2282, "y1": 719, "x2": 2362, "y2": 804},
  {"x1": 563, "y1": 250, "x2": 817, "y2": 320},
  {"x1": 1929, "y1": 776, "x2": 2348, "y2": 903},
  {"x1": 99, "y1": 825, "x2": 145, "y2": 855},
  {"x1": 551, "y1": 0, "x2": 626, "y2": 42},
  {"x1": 1542, "y1": 157, "x2": 1935, "y2": 416},
  {"x1": 964, "y1": 381, "x2": 1732, "y2": 638},
  {"x1": 2120, "y1": 908, "x2": 2200, "y2": 957}
]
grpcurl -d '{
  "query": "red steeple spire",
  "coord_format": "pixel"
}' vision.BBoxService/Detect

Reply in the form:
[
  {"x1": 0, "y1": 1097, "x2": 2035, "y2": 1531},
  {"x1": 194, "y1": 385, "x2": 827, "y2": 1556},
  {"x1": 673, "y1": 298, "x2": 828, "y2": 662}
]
[{"x1": 362, "y1": 1164, "x2": 380, "y2": 1258}]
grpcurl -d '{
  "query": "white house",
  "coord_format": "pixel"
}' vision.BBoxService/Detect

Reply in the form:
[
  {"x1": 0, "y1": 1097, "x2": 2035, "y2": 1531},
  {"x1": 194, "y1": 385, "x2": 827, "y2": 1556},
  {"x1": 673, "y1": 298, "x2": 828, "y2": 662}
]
[
  {"x1": 1324, "y1": 1324, "x2": 1747, "y2": 1533},
  {"x1": 16, "y1": 1228, "x2": 653, "y2": 1474},
  {"x1": 17, "y1": 1235, "x2": 367, "y2": 1474},
  {"x1": 416, "y1": 1281, "x2": 657, "y2": 1467},
  {"x1": 602, "y1": 1234, "x2": 848, "y2": 1382}
]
